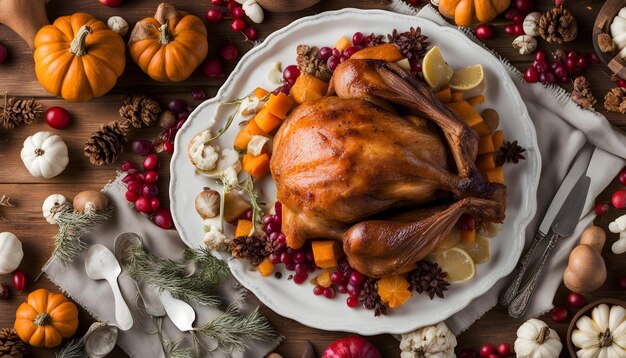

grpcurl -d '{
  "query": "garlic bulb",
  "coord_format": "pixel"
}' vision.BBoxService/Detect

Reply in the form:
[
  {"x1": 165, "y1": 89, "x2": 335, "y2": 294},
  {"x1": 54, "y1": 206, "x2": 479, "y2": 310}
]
[
  {"x1": 571, "y1": 304, "x2": 626, "y2": 357},
  {"x1": 512, "y1": 35, "x2": 537, "y2": 55},
  {"x1": 42, "y1": 194, "x2": 68, "y2": 224},
  {"x1": 243, "y1": 0, "x2": 264, "y2": 24},
  {"x1": 107, "y1": 16, "x2": 129, "y2": 36},
  {"x1": 266, "y1": 62, "x2": 283, "y2": 85},
  {"x1": 610, "y1": 7, "x2": 626, "y2": 60},
  {"x1": 523, "y1": 12, "x2": 541, "y2": 37}
]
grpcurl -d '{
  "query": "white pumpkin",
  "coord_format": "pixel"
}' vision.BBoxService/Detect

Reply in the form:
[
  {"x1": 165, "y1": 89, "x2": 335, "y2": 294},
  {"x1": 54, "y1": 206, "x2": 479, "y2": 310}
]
[
  {"x1": 0, "y1": 232, "x2": 24, "y2": 274},
  {"x1": 20, "y1": 131, "x2": 69, "y2": 179},
  {"x1": 610, "y1": 7, "x2": 626, "y2": 60},
  {"x1": 42, "y1": 194, "x2": 69, "y2": 225},
  {"x1": 572, "y1": 304, "x2": 626, "y2": 358},
  {"x1": 514, "y1": 319, "x2": 562, "y2": 358},
  {"x1": 399, "y1": 322, "x2": 456, "y2": 358}
]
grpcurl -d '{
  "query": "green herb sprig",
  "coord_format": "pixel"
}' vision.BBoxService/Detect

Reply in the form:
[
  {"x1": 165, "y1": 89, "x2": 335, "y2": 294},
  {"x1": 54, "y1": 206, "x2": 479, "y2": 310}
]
[
  {"x1": 56, "y1": 338, "x2": 87, "y2": 358},
  {"x1": 183, "y1": 247, "x2": 230, "y2": 288}
]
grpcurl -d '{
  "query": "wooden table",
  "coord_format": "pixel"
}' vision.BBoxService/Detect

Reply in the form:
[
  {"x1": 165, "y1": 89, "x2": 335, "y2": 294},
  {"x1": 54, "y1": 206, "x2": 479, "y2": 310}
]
[{"x1": 1, "y1": 0, "x2": 625, "y2": 356}]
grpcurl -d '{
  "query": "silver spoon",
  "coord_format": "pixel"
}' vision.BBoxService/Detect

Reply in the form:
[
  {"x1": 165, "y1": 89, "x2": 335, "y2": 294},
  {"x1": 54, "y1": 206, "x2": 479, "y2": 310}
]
[{"x1": 85, "y1": 244, "x2": 134, "y2": 331}]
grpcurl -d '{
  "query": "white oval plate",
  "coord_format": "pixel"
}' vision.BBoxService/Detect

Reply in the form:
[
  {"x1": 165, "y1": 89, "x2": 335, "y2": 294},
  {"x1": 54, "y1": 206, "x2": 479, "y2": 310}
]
[{"x1": 170, "y1": 8, "x2": 540, "y2": 335}]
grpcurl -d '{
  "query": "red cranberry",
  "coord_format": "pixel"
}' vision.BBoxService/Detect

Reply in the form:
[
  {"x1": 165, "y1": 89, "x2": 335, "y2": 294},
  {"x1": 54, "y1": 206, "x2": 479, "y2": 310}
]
[
  {"x1": 479, "y1": 344, "x2": 496, "y2": 357},
  {"x1": 342, "y1": 46, "x2": 361, "y2": 58},
  {"x1": 150, "y1": 197, "x2": 161, "y2": 212},
  {"x1": 210, "y1": 0, "x2": 224, "y2": 5},
  {"x1": 153, "y1": 208, "x2": 173, "y2": 229},
  {"x1": 323, "y1": 287, "x2": 336, "y2": 298},
  {"x1": 346, "y1": 296, "x2": 359, "y2": 308},
  {"x1": 327, "y1": 56, "x2": 340, "y2": 71},
  {"x1": 618, "y1": 79, "x2": 626, "y2": 88},
  {"x1": 313, "y1": 285, "x2": 324, "y2": 295},
  {"x1": 231, "y1": 6, "x2": 245, "y2": 19},
  {"x1": 534, "y1": 50, "x2": 546, "y2": 61},
  {"x1": 488, "y1": 355, "x2": 501, "y2": 358},
  {"x1": 349, "y1": 271, "x2": 365, "y2": 286},
  {"x1": 513, "y1": 25, "x2": 525, "y2": 35},
  {"x1": 295, "y1": 263, "x2": 308, "y2": 275},
  {"x1": 336, "y1": 284, "x2": 348, "y2": 294},
  {"x1": 142, "y1": 183, "x2": 158, "y2": 197},
  {"x1": 280, "y1": 252, "x2": 293, "y2": 264},
  {"x1": 513, "y1": 0, "x2": 534, "y2": 13},
  {"x1": 554, "y1": 66, "x2": 568, "y2": 79},
  {"x1": 347, "y1": 283, "x2": 361, "y2": 297},
  {"x1": 497, "y1": 343, "x2": 512, "y2": 356},
  {"x1": 567, "y1": 292, "x2": 586, "y2": 308},
  {"x1": 191, "y1": 88, "x2": 207, "y2": 101},
  {"x1": 567, "y1": 50, "x2": 578, "y2": 59},
  {"x1": 231, "y1": 18, "x2": 245, "y2": 32},
  {"x1": 220, "y1": 43, "x2": 239, "y2": 61},
  {"x1": 458, "y1": 214, "x2": 476, "y2": 230},
  {"x1": 564, "y1": 58, "x2": 577, "y2": 72},
  {"x1": 0, "y1": 44, "x2": 7, "y2": 65},
  {"x1": 533, "y1": 60, "x2": 549, "y2": 74},
  {"x1": 504, "y1": 8, "x2": 519, "y2": 20},
  {"x1": 318, "y1": 47, "x2": 332, "y2": 60},
  {"x1": 127, "y1": 181, "x2": 142, "y2": 194},
  {"x1": 550, "y1": 306, "x2": 568, "y2": 323},
  {"x1": 203, "y1": 58, "x2": 223, "y2": 77},
  {"x1": 577, "y1": 56, "x2": 588, "y2": 70},
  {"x1": 12, "y1": 270, "x2": 26, "y2": 292},
  {"x1": 205, "y1": 8, "x2": 224, "y2": 24},
  {"x1": 168, "y1": 99, "x2": 187, "y2": 114},
  {"x1": 45, "y1": 107, "x2": 71, "y2": 129},
  {"x1": 512, "y1": 14, "x2": 524, "y2": 25},
  {"x1": 143, "y1": 154, "x2": 159, "y2": 171},
  {"x1": 524, "y1": 67, "x2": 539, "y2": 83},
  {"x1": 332, "y1": 48, "x2": 341, "y2": 57},
  {"x1": 339, "y1": 56, "x2": 348, "y2": 63},
  {"x1": 285, "y1": 262, "x2": 296, "y2": 271},
  {"x1": 587, "y1": 53, "x2": 600, "y2": 64},
  {"x1": 132, "y1": 139, "x2": 153, "y2": 156},
  {"x1": 125, "y1": 190, "x2": 139, "y2": 202},
  {"x1": 121, "y1": 160, "x2": 135, "y2": 172},
  {"x1": 283, "y1": 65, "x2": 300, "y2": 84},
  {"x1": 243, "y1": 27, "x2": 258, "y2": 40},
  {"x1": 163, "y1": 141, "x2": 174, "y2": 154},
  {"x1": 330, "y1": 271, "x2": 344, "y2": 285},
  {"x1": 613, "y1": 189, "x2": 626, "y2": 209},
  {"x1": 293, "y1": 251, "x2": 306, "y2": 263},
  {"x1": 618, "y1": 168, "x2": 626, "y2": 185},
  {"x1": 410, "y1": 61, "x2": 422, "y2": 73},
  {"x1": 135, "y1": 196, "x2": 152, "y2": 214},
  {"x1": 618, "y1": 277, "x2": 626, "y2": 290},
  {"x1": 99, "y1": 0, "x2": 122, "y2": 7},
  {"x1": 595, "y1": 202, "x2": 610, "y2": 216},
  {"x1": 474, "y1": 24, "x2": 494, "y2": 40},
  {"x1": 241, "y1": 209, "x2": 253, "y2": 221},
  {"x1": 541, "y1": 72, "x2": 556, "y2": 84},
  {"x1": 269, "y1": 253, "x2": 281, "y2": 264},
  {"x1": 227, "y1": 1, "x2": 239, "y2": 13},
  {"x1": 352, "y1": 32, "x2": 364, "y2": 45}
]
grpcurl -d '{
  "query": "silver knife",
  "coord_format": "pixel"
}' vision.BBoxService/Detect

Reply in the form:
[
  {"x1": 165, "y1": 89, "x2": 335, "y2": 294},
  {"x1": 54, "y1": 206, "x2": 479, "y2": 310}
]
[
  {"x1": 499, "y1": 143, "x2": 594, "y2": 307},
  {"x1": 508, "y1": 174, "x2": 591, "y2": 318}
]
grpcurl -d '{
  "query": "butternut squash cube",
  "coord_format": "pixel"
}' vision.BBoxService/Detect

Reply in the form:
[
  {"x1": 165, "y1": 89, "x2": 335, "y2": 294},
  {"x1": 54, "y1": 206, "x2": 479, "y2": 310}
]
[
  {"x1": 234, "y1": 120, "x2": 266, "y2": 150},
  {"x1": 445, "y1": 101, "x2": 483, "y2": 127},
  {"x1": 484, "y1": 166, "x2": 504, "y2": 184},
  {"x1": 476, "y1": 153, "x2": 496, "y2": 171},
  {"x1": 242, "y1": 153, "x2": 270, "y2": 179},
  {"x1": 253, "y1": 87, "x2": 269, "y2": 100},
  {"x1": 460, "y1": 229, "x2": 476, "y2": 244},
  {"x1": 235, "y1": 219, "x2": 253, "y2": 237},
  {"x1": 492, "y1": 130, "x2": 504, "y2": 149},
  {"x1": 467, "y1": 95, "x2": 485, "y2": 106},
  {"x1": 435, "y1": 87, "x2": 452, "y2": 104},
  {"x1": 477, "y1": 135, "x2": 495, "y2": 155},
  {"x1": 311, "y1": 240, "x2": 344, "y2": 268},
  {"x1": 451, "y1": 91, "x2": 464, "y2": 102},
  {"x1": 253, "y1": 108, "x2": 283, "y2": 134},
  {"x1": 290, "y1": 73, "x2": 328, "y2": 105},
  {"x1": 335, "y1": 36, "x2": 351, "y2": 51},
  {"x1": 257, "y1": 257, "x2": 274, "y2": 277},
  {"x1": 265, "y1": 93, "x2": 294, "y2": 119}
]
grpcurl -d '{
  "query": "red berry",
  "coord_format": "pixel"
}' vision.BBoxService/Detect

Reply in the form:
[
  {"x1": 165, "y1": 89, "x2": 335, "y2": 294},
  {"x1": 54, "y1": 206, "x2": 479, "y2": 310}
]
[
  {"x1": 327, "y1": 56, "x2": 340, "y2": 71},
  {"x1": 513, "y1": 24, "x2": 525, "y2": 36},
  {"x1": 145, "y1": 171, "x2": 159, "y2": 183},
  {"x1": 231, "y1": 6, "x2": 245, "y2": 19},
  {"x1": 504, "y1": 8, "x2": 519, "y2": 20},
  {"x1": 410, "y1": 61, "x2": 422, "y2": 73},
  {"x1": 504, "y1": 24, "x2": 515, "y2": 36},
  {"x1": 135, "y1": 196, "x2": 152, "y2": 214},
  {"x1": 587, "y1": 53, "x2": 600, "y2": 64},
  {"x1": 231, "y1": 18, "x2": 245, "y2": 32},
  {"x1": 617, "y1": 79, "x2": 626, "y2": 88},
  {"x1": 293, "y1": 273, "x2": 308, "y2": 284},
  {"x1": 551, "y1": 306, "x2": 568, "y2": 323},
  {"x1": 205, "y1": 8, "x2": 224, "y2": 24},
  {"x1": 349, "y1": 271, "x2": 365, "y2": 286},
  {"x1": 595, "y1": 202, "x2": 610, "y2": 216},
  {"x1": 45, "y1": 106, "x2": 71, "y2": 129},
  {"x1": 132, "y1": 139, "x2": 153, "y2": 156},
  {"x1": 564, "y1": 58, "x2": 577, "y2": 72},
  {"x1": 346, "y1": 296, "x2": 359, "y2": 308},
  {"x1": 458, "y1": 214, "x2": 476, "y2": 230},
  {"x1": 220, "y1": 43, "x2": 239, "y2": 61},
  {"x1": 618, "y1": 277, "x2": 626, "y2": 290},
  {"x1": 330, "y1": 271, "x2": 344, "y2": 285},
  {"x1": 99, "y1": 0, "x2": 122, "y2": 7},
  {"x1": 347, "y1": 283, "x2": 361, "y2": 297},
  {"x1": 153, "y1": 208, "x2": 173, "y2": 229},
  {"x1": 534, "y1": 50, "x2": 546, "y2": 61},
  {"x1": 323, "y1": 287, "x2": 336, "y2": 298},
  {"x1": 210, "y1": 0, "x2": 224, "y2": 5},
  {"x1": 618, "y1": 168, "x2": 626, "y2": 185},
  {"x1": 280, "y1": 252, "x2": 293, "y2": 264},
  {"x1": 142, "y1": 183, "x2": 158, "y2": 197},
  {"x1": 150, "y1": 197, "x2": 161, "y2": 212},
  {"x1": 143, "y1": 154, "x2": 159, "y2": 170},
  {"x1": 125, "y1": 190, "x2": 139, "y2": 202},
  {"x1": 479, "y1": 344, "x2": 496, "y2": 357},
  {"x1": 241, "y1": 209, "x2": 253, "y2": 221},
  {"x1": 168, "y1": 99, "x2": 187, "y2": 114},
  {"x1": 577, "y1": 56, "x2": 588, "y2": 70},
  {"x1": 203, "y1": 58, "x2": 223, "y2": 77},
  {"x1": 343, "y1": 46, "x2": 362, "y2": 58},
  {"x1": 513, "y1": 0, "x2": 534, "y2": 13},
  {"x1": 313, "y1": 285, "x2": 324, "y2": 295},
  {"x1": 541, "y1": 72, "x2": 556, "y2": 84},
  {"x1": 352, "y1": 32, "x2": 364, "y2": 45},
  {"x1": 332, "y1": 48, "x2": 341, "y2": 58},
  {"x1": 191, "y1": 88, "x2": 207, "y2": 101},
  {"x1": 459, "y1": 349, "x2": 476, "y2": 358},
  {"x1": 227, "y1": 1, "x2": 239, "y2": 13},
  {"x1": 163, "y1": 141, "x2": 174, "y2": 154},
  {"x1": 567, "y1": 292, "x2": 586, "y2": 308},
  {"x1": 0, "y1": 44, "x2": 7, "y2": 65},
  {"x1": 473, "y1": 24, "x2": 494, "y2": 40},
  {"x1": 318, "y1": 47, "x2": 332, "y2": 60},
  {"x1": 243, "y1": 26, "x2": 258, "y2": 40},
  {"x1": 293, "y1": 251, "x2": 306, "y2": 263},
  {"x1": 283, "y1": 65, "x2": 300, "y2": 84},
  {"x1": 127, "y1": 181, "x2": 142, "y2": 194},
  {"x1": 336, "y1": 284, "x2": 348, "y2": 294},
  {"x1": 567, "y1": 50, "x2": 578, "y2": 59},
  {"x1": 524, "y1": 67, "x2": 539, "y2": 83},
  {"x1": 512, "y1": 14, "x2": 524, "y2": 25},
  {"x1": 269, "y1": 253, "x2": 281, "y2": 264},
  {"x1": 121, "y1": 160, "x2": 134, "y2": 172},
  {"x1": 613, "y1": 189, "x2": 626, "y2": 209},
  {"x1": 12, "y1": 270, "x2": 26, "y2": 292},
  {"x1": 497, "y1": 343, "x2": 512, "y2": 356}
]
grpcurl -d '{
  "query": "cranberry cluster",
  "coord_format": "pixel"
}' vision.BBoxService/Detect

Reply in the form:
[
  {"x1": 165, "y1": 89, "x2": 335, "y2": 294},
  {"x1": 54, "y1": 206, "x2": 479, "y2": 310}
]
[
  {"x1": 314, "y1": 259, "x2": 367, "y2": 308},
  {"x1": 503, "y1": 0, "x2": 535, "y2": 36},
  {"x1": 273, "y1": 65, "x2": 301, "y2": 95},
  {"x1": 153, "y1": 99, "x2": 195, "y2": 154},
  {"x1": 550, "y1": 292, "x2": 585, "y2": 323},
  {"x1": 523, "y1": 50, "x2": 600, "y2": 85}
]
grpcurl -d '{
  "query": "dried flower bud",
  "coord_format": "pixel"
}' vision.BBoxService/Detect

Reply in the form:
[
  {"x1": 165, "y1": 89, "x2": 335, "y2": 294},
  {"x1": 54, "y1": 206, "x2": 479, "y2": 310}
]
[
  {"x1": 195, "y1": 188, "x2": 220, "y2": 219},
  {"x1": 512, "y1": 35, "x2": 537, "y2": 55}
]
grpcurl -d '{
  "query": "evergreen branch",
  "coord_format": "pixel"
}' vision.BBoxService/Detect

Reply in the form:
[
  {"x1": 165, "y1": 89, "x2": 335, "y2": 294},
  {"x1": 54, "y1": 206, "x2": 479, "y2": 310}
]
[
  {"x1": 163, "y1": 339, "x2": 194, "y2": 358},
  {"x1": 191, "y1": 306, "x2": 277, "y2": 353},
  {"x1": 125, "y1": 245, "x2": 222, "y2": 307},
  {"x1": 241, "y1": 176, "x2": 265, "y2": 227},
  {"x1": 56, "y1": 338, "x2": 87, "y2": 358},
  {"x1": 52, "y1": 205, "x2": 114, "y2": 268},
  {"x1": 183, "y1": 247, "x2": 230, "y2": 288}
]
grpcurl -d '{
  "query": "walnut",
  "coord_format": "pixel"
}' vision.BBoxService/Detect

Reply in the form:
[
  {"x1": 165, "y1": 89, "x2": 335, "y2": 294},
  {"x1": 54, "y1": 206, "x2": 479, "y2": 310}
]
[
  {"x1": 598, "y1": 32, "x2": 615, "y2": 53},
  {"x1": 604, "y1": 87, "x2": 626, "y2": 114},
  {"x1": 296, "y1": 44, "x2": 330, "y2": 81},
  {"x1": 539, "y1": 7, "x2": 578, "y2": 44},
  {"x1": 571, "y1": 76, "x2": 596, "y2": 109}
]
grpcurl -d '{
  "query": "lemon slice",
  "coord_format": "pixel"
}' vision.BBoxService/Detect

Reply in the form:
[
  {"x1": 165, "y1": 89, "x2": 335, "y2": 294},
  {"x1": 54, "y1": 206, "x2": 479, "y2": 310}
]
[
  {"x1": 433, "y1": 229, "x2": 461, "y2": 253},
  {"x1": 433, "y1": 247, "x2": 476, "y2": 283},
  {"x1": 449, "y1": 64, "x2": 484, "y2": 92},
  {"x1": 422, "y1": 46, "x2": 453, "y2": 91},
  {"x1": 458, "y1": 236, "x2": 491, "y2": 265}
]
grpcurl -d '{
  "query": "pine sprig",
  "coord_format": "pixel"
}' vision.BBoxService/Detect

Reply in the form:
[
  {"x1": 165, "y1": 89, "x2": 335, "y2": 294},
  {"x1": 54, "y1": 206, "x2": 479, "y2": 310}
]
[
  {"x1": 191, "y1": 305, "x2": 278, "y2": 353},
  {"x1": 53, "y1": 205, "x2": 114, "y2": 268},
  {"x1": 125, "y1": 245, "x2": 222, "y2": 307},
  {"x1": 241, "y1": 176, "x2": 265, "y2": 227},
  {"x1": 56, "y1": 338, "x2": 87, "y2": 358},
  {"x1": 163, "y1": 339, "x2": 194, "y2": 358},
  {"x1": 183, "y1": 247, "x2": 229, "y2": 288}
]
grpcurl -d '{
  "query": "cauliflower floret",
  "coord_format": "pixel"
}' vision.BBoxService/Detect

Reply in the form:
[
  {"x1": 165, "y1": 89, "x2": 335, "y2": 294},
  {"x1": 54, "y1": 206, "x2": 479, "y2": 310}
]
[
  {"x1": 203, "y1": 225, "x2": 228, "y2": 251},
  {"x1": 241, "y1": 94, "x2": 264, "y2": 116},
  {"x1": 188, "y1": 129, "x2": 219, "y2": 170},
  {"x1": 221, "y1": 166, "x2": 240, "y2": 188},
  {"x1": 247, "y1": 135, "x2": 270, "y2": 156}
]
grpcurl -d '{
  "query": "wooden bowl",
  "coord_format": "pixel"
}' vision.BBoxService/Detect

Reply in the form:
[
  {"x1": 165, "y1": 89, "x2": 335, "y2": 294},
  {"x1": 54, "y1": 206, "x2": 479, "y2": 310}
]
[
  {"x1": 566, "y1": 298, "x2": 626, "y2": 356},
  {"x1": 256, "y1": 0, "x2": 322, "y2": 12},
  {"x1": 593, "y1": 0, "x2": 626, "y2": 80}
]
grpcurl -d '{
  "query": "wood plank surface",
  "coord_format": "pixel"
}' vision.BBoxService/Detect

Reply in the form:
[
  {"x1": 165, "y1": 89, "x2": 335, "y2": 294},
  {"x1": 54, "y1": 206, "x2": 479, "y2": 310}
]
[{"x1": 0, "y1": 0, "x2": 625, "y2": 357}]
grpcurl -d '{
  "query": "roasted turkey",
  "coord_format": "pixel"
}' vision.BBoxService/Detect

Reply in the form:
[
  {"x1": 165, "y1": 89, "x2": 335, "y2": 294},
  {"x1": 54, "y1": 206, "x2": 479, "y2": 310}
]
[{"x1": 270, "y1": 59, "x2": 506, "y2": 278}]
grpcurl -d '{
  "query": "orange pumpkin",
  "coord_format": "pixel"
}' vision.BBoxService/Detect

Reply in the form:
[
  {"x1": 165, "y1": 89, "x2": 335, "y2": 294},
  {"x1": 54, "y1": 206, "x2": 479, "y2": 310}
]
[
  {"x1": 34, "y1": 13, "x2": 126, "y2": 102},
  {"x1": 14, "y1": 289, "x2": 79, "y2": 348},
  {"x1": 439, "y1": 0, "x2": 510, "y2": 27},
  {"x1": 128, "y1": 3, "x2": 208, "y2": 82}
]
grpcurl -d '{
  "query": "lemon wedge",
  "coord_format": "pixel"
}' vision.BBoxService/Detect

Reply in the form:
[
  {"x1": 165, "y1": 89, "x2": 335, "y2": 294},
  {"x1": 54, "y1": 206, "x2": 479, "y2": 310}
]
[
  {"x1": 449, "y1": 64, "x2": 484, "y2": 92},
  {"x1": 458, "y1": 236, "x2": 491, "y2": 265},
  {"x1": 433, "y1": 247, "x2": 476, "y2": 283},
  {"x1": 422, "y1": 46, "x2": 453, "y2": 90}
]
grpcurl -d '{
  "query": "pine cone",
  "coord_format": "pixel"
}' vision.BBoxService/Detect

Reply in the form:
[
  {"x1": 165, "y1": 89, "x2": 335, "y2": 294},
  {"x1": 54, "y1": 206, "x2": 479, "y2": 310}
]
[
  {"x1": 571, "y1": 76, "x2": 596, "y2": 109},
  {"x1": 84, "y1": 120, "x2": 130, "y2": 166},
  {"x1": 408, "y1": 261, "x2": 449, "y2": 300},
  {"x1": 539, "y1": 7, "x2": 578, "y2": 44},
  {"x1": 0, "y1": 95, "x2": 43, "y2": 129},
  {"x1": 604, "y1": 87, "x2": 626, "y2": 114},
  {"x1": 296, "y1": 45, "x2": 330, "y2": 81},
  {"x1": 119, "y1": 95, "x2": 161, "y2": 129},
  {"x1": 230, "y1": 236, "x2": 268, "y2": 265},
  {"x1": 359, "y1": 278, "x2": 388, "y2": 317},
  {"x1": 0, "y1": 328, "x2": 28, "y2": 358}
]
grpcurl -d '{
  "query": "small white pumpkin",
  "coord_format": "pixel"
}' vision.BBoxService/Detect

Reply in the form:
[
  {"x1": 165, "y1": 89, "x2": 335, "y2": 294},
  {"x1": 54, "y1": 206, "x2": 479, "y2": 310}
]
[
  {"x1": 571, "y1": 304, "x2": 626, "y2": 357},
  {"x1": 399, "y1": 322, "x2": 456, "y2": 358},
  {"x1": 514, "y1": 319, "x2": 562, "y2": 358},
  {"x1": 0, "y1": 232, "x2": 24, "y2": 274},
  {"x1": 20, "y1": 131, "x2": 69, "y2": 179},
  {"x1": 242, "y1": 0, "x2": 264, "y2": 24},
  {"x1": 42, "y1": 194, "x2": 68, "y2": 224}
]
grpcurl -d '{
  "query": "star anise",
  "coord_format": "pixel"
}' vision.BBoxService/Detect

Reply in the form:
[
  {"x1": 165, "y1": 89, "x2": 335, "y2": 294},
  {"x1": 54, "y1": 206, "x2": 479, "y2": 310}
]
[
  {"x1": 496, "y1": 140, "x2": 526, "y2": 165},
  {"x1": 387, "y1": 27, "x2": 429, "y2": 61},
  {"x1": 361, "y1": 33, "x2": 386, "y2": 48},
  {"x1": 359, "y1": 277, "x2": 388, "y2": 317},
  {"x1": 229, "y1": 236, "x2": 268, "y2": 265},
  {"x1": 408, "y1": 261, "x2": 449, "y2": 299}
]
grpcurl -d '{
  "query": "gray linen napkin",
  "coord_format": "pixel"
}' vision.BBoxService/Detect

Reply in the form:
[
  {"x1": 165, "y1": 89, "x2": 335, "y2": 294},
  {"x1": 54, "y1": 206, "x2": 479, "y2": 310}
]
[
  {"x1": 390, "y1": 2, "x2": 626, "y2": 334},
  {"x1": 43, "y1": 179, "x2": 282, "y2": 358}
]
